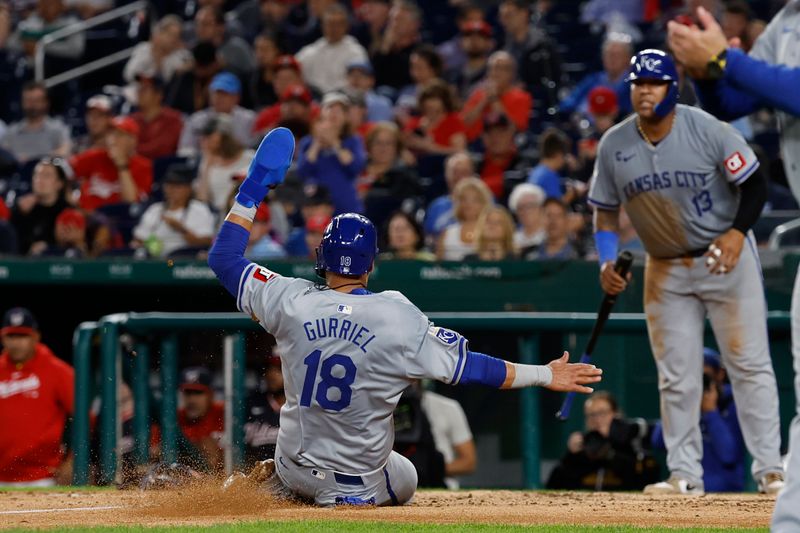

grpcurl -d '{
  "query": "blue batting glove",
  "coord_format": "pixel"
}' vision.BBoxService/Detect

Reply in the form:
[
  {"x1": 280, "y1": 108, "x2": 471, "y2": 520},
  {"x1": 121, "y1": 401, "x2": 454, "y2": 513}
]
[{"x1": 235, "y1": 127, "x2": 295, "y2": 208}]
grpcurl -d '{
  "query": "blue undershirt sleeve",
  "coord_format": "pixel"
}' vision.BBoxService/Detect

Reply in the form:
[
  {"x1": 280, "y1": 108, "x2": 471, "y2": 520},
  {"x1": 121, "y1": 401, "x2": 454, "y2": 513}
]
[
  {"x1": 456, "y1": 350, "x2": 508, "y2": 388},
  {"x1": 207, "y1": 221, "x2": 253, "y2": 298}
]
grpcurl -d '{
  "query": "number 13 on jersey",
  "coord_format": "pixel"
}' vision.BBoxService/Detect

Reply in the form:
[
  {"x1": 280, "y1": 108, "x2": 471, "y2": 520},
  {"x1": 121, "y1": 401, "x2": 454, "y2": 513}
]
[{"x1": 300, "y1": 349, "x2": 358, "y2": 411}]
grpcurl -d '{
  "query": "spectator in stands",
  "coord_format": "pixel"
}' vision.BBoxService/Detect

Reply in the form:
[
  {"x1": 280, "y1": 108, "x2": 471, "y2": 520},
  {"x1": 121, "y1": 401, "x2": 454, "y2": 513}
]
[
  {"x1": 270, "y1": 55, "x2": 305, "y2": 109},
  {"x1": 0, "y1": 196, "x2": 14, "y2": 253},
  {"x1": 67, "y1": 0, "x2": 112, "y2": 20},
  {"x1": 508, "y1": 182, "x2": 546, "y2": 256},
  {"x1": 396, "y1": 44, "x2": 445, "y2": 116},
  {"x1": 132, "y1": 165, "x2": 215, "y2": 258},
  {"x1": 12, "y1": 0, "x2": 85, "y2": 61},
  {"x1": 296, "y1": 92, "x2": 367, "y2": 214},
  {"x1": 575, "y1": 86, "x2": 619, "y2": 182},
  {"x1": 296, "y1": 4, "x2": 369, "y2": 94},
  {"x1": 0, "y1": 307, "x2": 74, "y2": 486},
  {"x1": 0, "y1": 3, "x2": 24, "y2": 125},
  {"x1": 38, "y1": 208, "x2": 87, "y2": 258},
  {"x1": 477, "y1": 112, "x2": 526, "y2": 200},
  {"x1": 547, "y1": 391, "x2": 658, "y2": 491},
  {"x1": 178, "y1": 72, "x2": 256, "y2": 158},
  {"x1": 246, "y1": 203, "x2": 286, "y2": 260},
  {"x1": 1, "y1": 82, "x2": 71, "y2": 164},
  {"x1": 720, "y1": 0, "x2": 752, "y2": 51},
  {"x1": 194, "y1": 6, "x2": 256, "y2": 77},
  {"x1": 437, "y1": 3, "x2": 486, "y2": 75},
  {"x1": 652, "y1": 348, "x2": 746, "y2": 492},
  {"x1": 462, "y1": 51, "x2": 531, "y2": 143},
  {"x1": 450, "y1": 20, "x2": 493, "y2": 100},
  {"x1": 420, "y1": 388, "x2": 477, "y2": 489},
  {"x1": 75, "y1": 95, "x2": 112, "y2": 153},
  {"x1": 424, "y1": 152, "x2": 475, "y2": 238},
  {"x1": 195, "y1": 114, "x2": 255, "y2": 213},
  {"x1": 347, "y1": 65, "x2": 391, "y2": 125},
  {"x1": 356, "y1": 0, "x2": 391, "y2": 54},
  {"x1": 176, "y1": 367, "x2": 224, "y2": 472},
  {"x1": 346, "y1": 89, "x2": 372, "y2": 140},
  {"x1": 498, "y1": 0, "x2": 562, "y2": 108},
  {"x1": 436, "y1": 176, "x2": 492, "y2": 260},
  {"x1": 359, "y1": 122, "x2": 417, "y2": 207},
  {"x1": 284, "y1": 0, "x2": 339, "y2": 53},
  {"x1": 244, "y1": 31, "x2": 282, "y2": 110},
  {"x1": 232, "y1": 0, "x2": 291, "y2": 47},
  {"x1": 403, "y1": 80, "x2": 467, "y2": 156},
  {"x1": 531, "y1": 197, "x2": 578, "y2": 260},
  {"x1": 124, "y1": 15, "x2": 192, "y2": 85},
  {"x1": 244, "y1": 351, "x2": 284, "y2": 464},
  {"x1": 465, "y1": 205, "x2": 517, "y2": 261},
  {"x1": 302, "y1": 213, "x2": 332, "y2": 258},
  {"x1": 253, "y1": 84, "x2": 316, "y2": 141},
  {"x1": 131, "y1": 76, "x2": 184, "y2": 160},
  {"x1": 165, "y1": 41, "x2": 222, "y2": 115},
  {"x1": 284, "y1": 186, "x2": 335, "y2": 256},
  {"x1": 380, "y1": 210, "x2": 434, "y2": 260},
  {"x1": 527, "y1": 128, "x2": 571, "y2": 201},
  {"x1": 70, "y1": 116, "x2": 153, "y2": 211},
  {"x1": 559, "y1": 35, "x2": 633, "y2": 117},
  {"x1": 372, "y1": 0, "x2": 422, "y2": 90},
  {"x1": 10, "y1": 157, "x2": 70, "y2": 255}
]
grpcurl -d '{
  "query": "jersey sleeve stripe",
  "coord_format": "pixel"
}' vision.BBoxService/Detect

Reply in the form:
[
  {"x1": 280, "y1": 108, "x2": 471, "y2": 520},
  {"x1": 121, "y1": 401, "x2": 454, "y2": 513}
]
[
  {"x1": 587, "y1": 197, "x2": 621, "y2": 209},
  {"x1": 451, "y1": 337, "x2": 467, "y2": 385},
  {"x1": 236, "y1": 263, "x2": 257, "y2": 312},
  {"x1": 731, "y1": 161, "x2": 760, "y2": 186}
]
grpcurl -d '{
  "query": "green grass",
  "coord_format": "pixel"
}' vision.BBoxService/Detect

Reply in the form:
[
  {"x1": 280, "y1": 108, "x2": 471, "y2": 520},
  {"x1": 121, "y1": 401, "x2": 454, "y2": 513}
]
[{"x1": 1, "y1": 521, "x2": 770, "y2": 533}]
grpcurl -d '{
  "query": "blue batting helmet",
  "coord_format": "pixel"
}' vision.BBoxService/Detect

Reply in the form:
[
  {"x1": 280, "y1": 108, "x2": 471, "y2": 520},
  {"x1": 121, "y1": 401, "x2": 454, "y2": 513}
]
[
  {"x1": 315, "y1": 213, "x2": 378, "y2": 278},
  {"x1": 625, "y1": 49, "x2": 679, "y2": 118}
]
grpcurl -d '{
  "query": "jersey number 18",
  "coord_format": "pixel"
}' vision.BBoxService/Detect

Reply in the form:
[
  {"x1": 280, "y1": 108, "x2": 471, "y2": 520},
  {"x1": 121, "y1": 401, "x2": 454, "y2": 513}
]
[{"x1": 300, "y1": 350, "x2": 357, "y2": 411}]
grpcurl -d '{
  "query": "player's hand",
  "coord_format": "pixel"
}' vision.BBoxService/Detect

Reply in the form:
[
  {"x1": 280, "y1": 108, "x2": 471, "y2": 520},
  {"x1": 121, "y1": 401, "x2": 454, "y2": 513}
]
[
  {"x1": 667, "y1": 6, "x2": 728, "y2": 71},
  {"x1": 704, "y1": 229, "x2": 745, "y2": 275},
  {"x1": 545, "y1": 351, "x2": 602, "y2": 394},
  {"x1": 599, "y1": 261, "x2": 631, "y2": 295},
  {"x1": 236, "y1": 127, "x2": 295, "y2": 208}
]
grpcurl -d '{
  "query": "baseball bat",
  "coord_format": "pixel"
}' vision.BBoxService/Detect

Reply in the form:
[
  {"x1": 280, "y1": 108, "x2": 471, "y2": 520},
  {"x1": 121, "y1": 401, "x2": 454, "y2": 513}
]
[{"x1": 555, "y1": 250, "x2": 634, "y2": 421}]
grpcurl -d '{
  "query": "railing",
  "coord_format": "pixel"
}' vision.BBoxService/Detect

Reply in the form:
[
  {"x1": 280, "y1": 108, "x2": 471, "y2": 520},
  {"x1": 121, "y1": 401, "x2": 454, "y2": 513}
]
[
  {"x1": 35, "y1": 1, "x2": 148, "y2": 89},
  {"x1": 72, "y1": 311, "x2": 793, "y2": 488},
  {"x1": 769, "y1": 218, "x2": 800, "y2": 250}
]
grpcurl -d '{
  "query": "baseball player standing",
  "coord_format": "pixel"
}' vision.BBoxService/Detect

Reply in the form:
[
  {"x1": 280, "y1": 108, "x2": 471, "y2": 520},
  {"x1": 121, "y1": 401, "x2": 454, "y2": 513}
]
[
  {"x1": 208, "y1": 127, "x2": 602, "y2": 506},
  {"x1": 588, "y1": 49, "x2": 784, "y2": 495},
  {"x1": 667, "y1": 2, "x2": 800, "y2": 526}
]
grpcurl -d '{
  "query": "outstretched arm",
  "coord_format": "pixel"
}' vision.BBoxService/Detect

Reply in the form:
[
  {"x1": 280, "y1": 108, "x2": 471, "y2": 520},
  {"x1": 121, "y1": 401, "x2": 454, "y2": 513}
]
[
  {"x1": 457, "y1": 350, "x2": 602, "y2": 393},
  {"x1": 208, "y1": 128, "x2": 295, "y2": 297}
]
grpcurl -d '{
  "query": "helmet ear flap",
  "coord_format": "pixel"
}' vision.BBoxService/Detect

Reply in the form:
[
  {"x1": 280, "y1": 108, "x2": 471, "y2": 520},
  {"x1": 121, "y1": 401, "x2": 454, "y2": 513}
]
[
  {"x1": 315, "y1": 245, "x2": 327, "y2": 279},
  {"x1": 654, "y1": 81, "x2": 679, "y2": 118}
]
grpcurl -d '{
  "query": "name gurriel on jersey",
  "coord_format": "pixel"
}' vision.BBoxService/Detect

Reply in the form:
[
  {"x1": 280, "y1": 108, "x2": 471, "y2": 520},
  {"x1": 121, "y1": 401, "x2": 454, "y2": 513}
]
[{"x1": 303, "y1": 317, "x2": 378, "y2": 353}]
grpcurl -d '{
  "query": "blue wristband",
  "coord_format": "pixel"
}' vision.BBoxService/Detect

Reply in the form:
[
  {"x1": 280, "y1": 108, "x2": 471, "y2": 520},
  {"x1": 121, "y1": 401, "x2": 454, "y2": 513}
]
[{"x1": 595, "y1": 230, "x2": 619, "y2": 265}]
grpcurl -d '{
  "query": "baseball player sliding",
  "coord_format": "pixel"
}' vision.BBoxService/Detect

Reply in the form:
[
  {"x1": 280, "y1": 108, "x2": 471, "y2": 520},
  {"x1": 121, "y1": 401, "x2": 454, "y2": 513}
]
[
  {"x1": 208, "y1": 127, "x2": 601, "y2": 506},
  {"x1": 589, "y1": 49, "x2": 784, "y2": 495}
]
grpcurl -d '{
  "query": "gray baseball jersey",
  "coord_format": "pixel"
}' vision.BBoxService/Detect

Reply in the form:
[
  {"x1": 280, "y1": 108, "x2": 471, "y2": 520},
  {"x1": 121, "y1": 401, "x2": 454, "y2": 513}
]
[
  {"x1": 589, "y1": 103, "x2": 783, "y2": 490},
  {"x1": 589, "y1": 104, "x2": 758, "y2": 258},
  {"x1": 237, "y1": 264, "x2": 468, "y2": 474},
  {"x1": 749, "y1": 0, "x2": 800, "y2": 198}
]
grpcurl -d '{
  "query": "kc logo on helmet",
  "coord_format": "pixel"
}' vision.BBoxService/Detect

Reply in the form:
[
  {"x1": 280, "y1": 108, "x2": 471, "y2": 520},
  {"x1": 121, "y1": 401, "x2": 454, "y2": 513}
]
[
  {"x1": 725, "y1": 152, "x2": 746, "y2": 174},
  {"x1": 642, "y1": 58, "x2": 662, "y2": 71}
]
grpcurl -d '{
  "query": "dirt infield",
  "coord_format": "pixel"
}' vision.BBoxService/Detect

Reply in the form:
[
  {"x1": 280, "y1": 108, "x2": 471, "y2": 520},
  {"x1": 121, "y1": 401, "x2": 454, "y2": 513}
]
[{"x1": 0, "y1": 484, "x2": 777, "y2": 530}]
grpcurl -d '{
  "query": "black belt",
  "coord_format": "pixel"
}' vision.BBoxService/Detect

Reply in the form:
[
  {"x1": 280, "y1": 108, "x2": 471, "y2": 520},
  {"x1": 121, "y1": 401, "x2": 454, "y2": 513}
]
[
  {"x1": 334, "y1": 472, "x2": 365, "y2": 486},
  {"x1": 658, "y1": 248, "x2": 707, "y2": 260}
]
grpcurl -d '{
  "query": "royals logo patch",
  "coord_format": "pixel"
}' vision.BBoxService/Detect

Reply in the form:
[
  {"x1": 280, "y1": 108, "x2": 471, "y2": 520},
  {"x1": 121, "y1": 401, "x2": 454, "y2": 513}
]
[
  {"x1": 433, "y1": 327, "x2": 459, "y2": 345},
  {"x1": 725, "y1": 152, "x2": 746, "y2": 174}
]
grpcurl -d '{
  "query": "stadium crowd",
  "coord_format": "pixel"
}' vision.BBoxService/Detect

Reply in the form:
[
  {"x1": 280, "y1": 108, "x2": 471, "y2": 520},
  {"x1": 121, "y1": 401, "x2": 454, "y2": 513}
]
[{"x1": 0, "y1": 0, "x2": 793, "y2": 262}]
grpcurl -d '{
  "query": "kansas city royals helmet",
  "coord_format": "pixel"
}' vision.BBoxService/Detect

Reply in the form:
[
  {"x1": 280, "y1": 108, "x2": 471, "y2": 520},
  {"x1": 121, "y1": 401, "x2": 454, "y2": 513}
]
[
  {"x1": 315, "y1": 213, "x2": 378, "y2": 278},
  {"x1": 625, "y1": 49, "x2": 679, "y2": 118}
]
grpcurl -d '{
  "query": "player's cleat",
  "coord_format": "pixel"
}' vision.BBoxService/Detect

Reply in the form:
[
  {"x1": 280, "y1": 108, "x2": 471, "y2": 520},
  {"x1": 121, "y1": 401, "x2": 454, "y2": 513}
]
[
  {"x1": 236, "y1": 127, "x2": 295, "y2": 208},
  {"x1": 221, "y1": 459, "x2": 276, "y2": 492},
  {"x1": 758, "y1": 472, "x2": 785, "y2": 494},
  {"x1": 643, "y1": 476, "x2": 705, "y2": 496}
]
